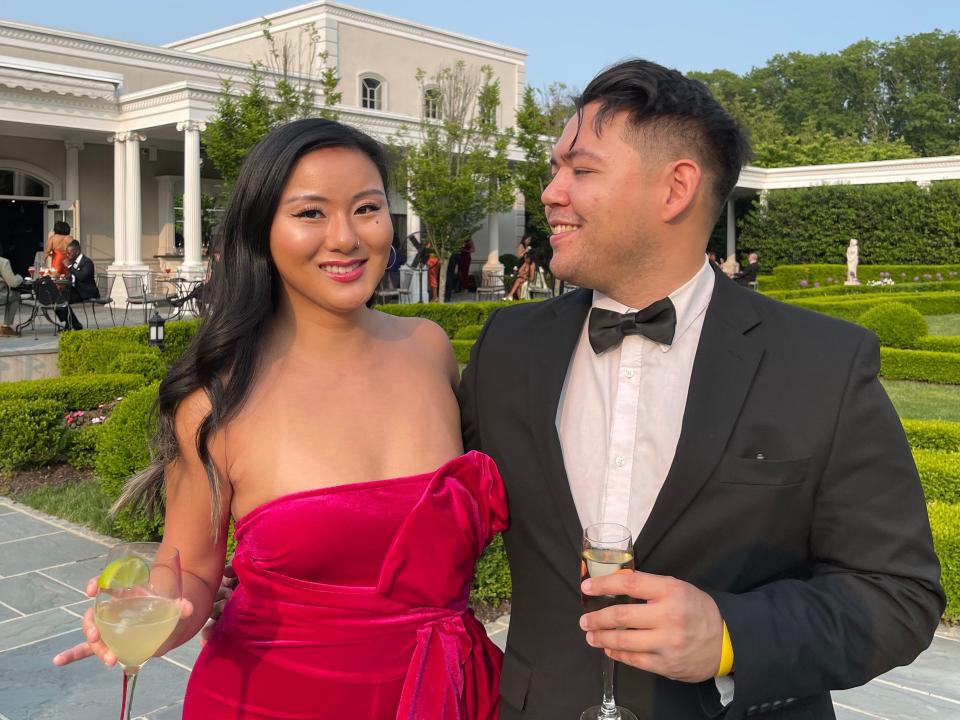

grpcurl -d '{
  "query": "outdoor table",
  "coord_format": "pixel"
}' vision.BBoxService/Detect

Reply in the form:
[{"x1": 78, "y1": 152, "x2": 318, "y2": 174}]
[{"x1": 14, "y1": 276, "x2": 73, "y2": 335}]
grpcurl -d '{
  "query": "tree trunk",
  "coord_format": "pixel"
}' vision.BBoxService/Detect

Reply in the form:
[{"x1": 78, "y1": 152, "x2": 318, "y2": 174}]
[{"x1": 436, "y1": 251, "x2": 447, "y2": 304}]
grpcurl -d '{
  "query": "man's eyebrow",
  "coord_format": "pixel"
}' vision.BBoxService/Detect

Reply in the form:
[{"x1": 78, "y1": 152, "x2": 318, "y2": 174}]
[{"x1": 551, "y1": 147, "x2": 605, "y2": 166}]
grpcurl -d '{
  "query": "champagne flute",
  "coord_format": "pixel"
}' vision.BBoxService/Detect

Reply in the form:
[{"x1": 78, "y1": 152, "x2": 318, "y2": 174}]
[
  {"x1": 94, "y1": 542, "x2": 182, "y2": 720},
  {"x1": 580, "y1": 523, "x2": 638, "y2": 720}
]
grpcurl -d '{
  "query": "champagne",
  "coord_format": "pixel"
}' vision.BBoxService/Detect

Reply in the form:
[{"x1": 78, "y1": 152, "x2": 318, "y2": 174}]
[
  {"x1": 94, "y1": 596, "x2": 179, "y2": 669},
  {"x1": 580, "y1": 548, "x2": 635, "y2": 612}
]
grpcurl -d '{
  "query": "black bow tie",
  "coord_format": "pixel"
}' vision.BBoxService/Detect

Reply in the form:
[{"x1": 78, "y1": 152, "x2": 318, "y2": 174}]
[{"x1": 588, "y1": 298, "x2": 677, "y2": 354}]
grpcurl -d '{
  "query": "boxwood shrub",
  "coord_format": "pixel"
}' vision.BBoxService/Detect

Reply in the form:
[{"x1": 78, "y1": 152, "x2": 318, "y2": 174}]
[
  {"x1": 58, "y1": 320, "x2": 200, "y2": 375},
  {"x1": 0, "y1": 374, "x2": 146, "y2": 410},
  {"x1": 903, "y1": 419, "x2": 960, "y2": 453},
  {"x1": 377, "y1": 301, "x2": 504, "y2": 337},
  {"x1": 765, "y1": 280, "x2": 960, "y2": 301},
  {"x1": 471, "y1": 534, "x2": 511, "y2": 605},
  {"x1": 66, "y1": 423, "x2": 105, "y2": 471},
  {"x1": 108, "y1": 352, "x2": 168, "y2": 383},
  {"x1": 770, "y1": 264, "x2": 960, "y2": 290},
  {"x1": 928, "y1": 501, "x2": 960, "y2": 622},
  {"x1": 454, "y1": 324, "x2": 484, "y2": 341},
  {"x1": 95, "y1": 383, "x2": 162, "y2": 541},
  {"x1": 916, "y1": 336, "x2": 960, "y2": 354},
  {"x1": 0, "y1": 400, "x2": 66, "y2": 470},
  {"x1": 858, "y1": 303, "x2": 927, "y2": 348},
  {"x1": 880, "y1": 348, "x2": 960, "y2": 385},
  {"x1": 788, "y1": 292, "x2": 960, "y2": 323},
  {"x1": 914, "y1": 450, "x2": 960, "y2": 503}
]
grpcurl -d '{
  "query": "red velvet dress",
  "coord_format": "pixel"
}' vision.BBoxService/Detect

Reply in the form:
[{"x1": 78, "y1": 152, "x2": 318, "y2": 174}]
[{"x1": 183, "y1": 452, "x2": 507, "y2": 719}]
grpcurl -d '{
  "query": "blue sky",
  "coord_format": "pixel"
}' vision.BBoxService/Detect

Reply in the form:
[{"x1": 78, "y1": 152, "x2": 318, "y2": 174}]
[{"x1": 4, "y1": 0, "x2": 957, "y2": 91}]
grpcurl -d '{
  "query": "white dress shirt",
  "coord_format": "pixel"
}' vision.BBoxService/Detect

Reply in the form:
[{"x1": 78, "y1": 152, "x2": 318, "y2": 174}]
[{"x1": 556, "y1": 258, "x2": 735, "y2": 704}]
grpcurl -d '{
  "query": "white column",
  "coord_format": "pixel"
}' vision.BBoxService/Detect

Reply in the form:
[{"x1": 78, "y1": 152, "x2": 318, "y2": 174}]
[
  {"x1": 484, "y1": 213, "x2": 503, "y2": 271},
  {"x1": 177, "y1": 121, "x2": 207, "y2": 279},
  {"x1": 405, "y1": 205, "x2": 421, "y2": 264},
  {"x1": 64, "y1": 141, "x2": 83, "y2": 203},
  {"x1": 107, "y1": 133, "x2": 127, "y2": 273},
  {"x1": 725, "y1": 198, "x2": 737, "y2": 263},
  {"x1": 124, "y1": 132, "x2": 148, "y2": 273},
  {"x1": 155, "y1": 175, "x2": 177, "y2": 257}
]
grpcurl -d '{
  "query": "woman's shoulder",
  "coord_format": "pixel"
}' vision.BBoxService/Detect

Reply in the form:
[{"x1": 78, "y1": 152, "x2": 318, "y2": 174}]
[{"x1": 378, "y1": 313, "x2": 457, "y2": 378}]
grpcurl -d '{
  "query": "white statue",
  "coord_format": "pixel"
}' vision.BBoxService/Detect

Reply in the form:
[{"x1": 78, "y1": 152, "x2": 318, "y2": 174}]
[{"x1": 845, "y1": 238, "x2": 860, "y2": 286}]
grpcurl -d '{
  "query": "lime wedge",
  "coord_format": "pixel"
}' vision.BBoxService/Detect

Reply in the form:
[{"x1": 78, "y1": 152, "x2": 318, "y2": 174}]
[{"x1": 98, "y1": 556, "x2": 150, "y2": 590}]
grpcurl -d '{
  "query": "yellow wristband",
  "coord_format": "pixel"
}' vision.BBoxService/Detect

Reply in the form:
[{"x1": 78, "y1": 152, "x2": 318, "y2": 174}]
[{"x1": 716, "y1": 621, "x2": 734, "y2": 677}]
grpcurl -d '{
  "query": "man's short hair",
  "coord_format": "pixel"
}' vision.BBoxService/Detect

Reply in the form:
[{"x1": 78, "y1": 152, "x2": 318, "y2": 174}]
[
  {"x1": 67, "y1": 240, "x2": 81, "y2": 253},
  {"x1": 575, "y1": 59, "x2": 751, "y2": 218}
]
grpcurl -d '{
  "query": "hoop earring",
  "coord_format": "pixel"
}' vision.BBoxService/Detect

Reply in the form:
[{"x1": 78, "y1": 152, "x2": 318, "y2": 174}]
[{"x1": 386, "y1": 245, "x2": 397, "y2": 268}]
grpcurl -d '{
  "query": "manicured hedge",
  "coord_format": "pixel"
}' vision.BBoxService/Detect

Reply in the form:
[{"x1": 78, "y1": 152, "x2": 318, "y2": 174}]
[
  {"x1": 95, "y1": 383, "x2": 162, "y2": 541},
  {"x1": 928, "y1": 501, "x2": 960, "y2": 622},
  {"x1": 452, "y1": 340, "x2": 475, "y2": 365},
  {"x1": 880, "y1": 348, "x2": 960, "y2": 385},
  {"x1": 66, "y1": 423, "x2": 104, "y2": 471},
  {"x1": 471, "y1": 534, "x2": 512, "y2": 605},
  {"x1": 768, "y1": 264, "x2": 960, "y2": 290},
  {"x1": 788, "y1": 292, "x2": 960, "y2": 323},
  {"x1": 108, "y1": 352, "x2": 168, "y2": 383},
  {"x1": 377, "y1": 302, "x2": 503, "y2": 337},
  {"x1": 914, "y1": 450, "x2": 960, "y2": 504},
  {"x1": 0, "y1": 400, "x2": 66, "y2": 470},
  {"x1": 0, "y1": 374, "x2": 146, "y2": 410},
  {"x1": 58, "y1": 320, "x2": 199, "y2": 375},
  {"x1": 916, "y1": 336, "x2": 960, "y2": 354},
  {"x1": 858, "y1": 303, "x2": 927, "y2": 349},
  {"x1": 454, "y1": 324, "x2": 484, "y2": 341},
  {"x1": 738, "y1": 180, "x2": 960, "y2": 269},
  {"x1": 903, "y1": 419, "x2": 960, "y2": 453},
  {"x1": 765, "y1": 279, "x2": 960, "y2": 300}
]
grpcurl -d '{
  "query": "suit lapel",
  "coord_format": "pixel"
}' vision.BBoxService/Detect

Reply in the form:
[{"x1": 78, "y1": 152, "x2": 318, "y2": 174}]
[
  {"x1": 634, "y1": 272, "x2": 765, "y2": 565},
  {"x1": 528, "y1": 289, "x2": 593, "y2": 558}
]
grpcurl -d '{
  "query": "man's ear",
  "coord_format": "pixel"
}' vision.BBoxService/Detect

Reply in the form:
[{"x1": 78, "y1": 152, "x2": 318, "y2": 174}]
[{"x1": 660, "y1": 159, "x2": 702, "y2": 223}]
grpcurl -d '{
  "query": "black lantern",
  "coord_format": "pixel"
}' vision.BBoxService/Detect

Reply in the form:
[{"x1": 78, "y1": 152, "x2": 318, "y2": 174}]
[{"x1": 148, "y1": 311, "x2": 165, "y2": 350}]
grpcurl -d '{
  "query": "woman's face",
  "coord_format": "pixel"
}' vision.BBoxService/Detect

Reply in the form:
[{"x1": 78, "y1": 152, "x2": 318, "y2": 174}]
[{"x1": 270, "y1": 147, "x2": 392, "y2": 316}]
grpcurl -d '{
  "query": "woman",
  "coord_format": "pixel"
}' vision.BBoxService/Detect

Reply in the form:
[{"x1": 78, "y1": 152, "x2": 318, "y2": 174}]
[
  {"x1": 46, "y1": 220, "x2": 72, "y2": 277},
  {"x1": 53, "y1": 119, "x2": 506, "y2": 718},
  {"x1": 504, "y1": 249, "x2": 536, "y2": 301}
]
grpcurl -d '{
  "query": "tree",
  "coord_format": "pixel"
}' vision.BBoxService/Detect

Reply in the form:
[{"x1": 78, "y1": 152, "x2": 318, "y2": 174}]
[
  {"x1": 393, "y1": 61, "x2": 515, "y2": 303},
  {"x1": 513, "y1": 86, "x2": 552, "y2": 241},
  {"x1": 203, "y1": 21, "x2": 342, "y2": 190}
]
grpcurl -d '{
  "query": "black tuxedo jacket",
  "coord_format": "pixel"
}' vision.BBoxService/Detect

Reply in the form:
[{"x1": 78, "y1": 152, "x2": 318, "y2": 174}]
[
  {"x1": 67, "y1": 256, "x2": 99, "y2": 301},
  {"x1": 460, "y1": 270, "x2": 944, "y2": 719}
]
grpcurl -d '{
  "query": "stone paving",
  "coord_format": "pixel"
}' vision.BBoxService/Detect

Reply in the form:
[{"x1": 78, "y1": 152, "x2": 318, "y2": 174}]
[{"x1": 1, "y1": 497, "x2": 957, "y2": 719}]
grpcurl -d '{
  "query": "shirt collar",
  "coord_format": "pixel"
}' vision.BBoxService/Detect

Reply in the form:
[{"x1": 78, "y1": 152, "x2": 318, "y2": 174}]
[
  {"x1": 591, "y1": 257, "x2": 715, "y2": 352},
  {"x1": 73, "y1": 253, "x2": 84, "y2": 266}
]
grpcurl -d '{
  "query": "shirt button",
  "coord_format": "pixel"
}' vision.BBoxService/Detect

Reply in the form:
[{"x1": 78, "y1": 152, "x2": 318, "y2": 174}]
[
  {"x1": 624, "y1": 368, "x2": 635, "y2": 379},
  {"x1": 614, "y1": 456, "x2": 625, "y2": 467}
]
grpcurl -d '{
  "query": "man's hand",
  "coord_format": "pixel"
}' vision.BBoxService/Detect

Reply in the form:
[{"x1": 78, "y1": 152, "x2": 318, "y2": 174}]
[
  {"x1": 200, "y1": 561, "x2": 238, "y2": 645},
  {"x1": 580, "y1": 571, "x2": 724, "y2": 683}
]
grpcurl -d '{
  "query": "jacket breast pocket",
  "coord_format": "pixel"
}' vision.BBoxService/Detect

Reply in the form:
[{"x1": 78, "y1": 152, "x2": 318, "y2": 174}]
[
  {"x1": 500, "y1": 650, "x2": 532, "y2": 711},
  {"x1": 717, "y1": 455, "x2": 810, "y2": 487}
]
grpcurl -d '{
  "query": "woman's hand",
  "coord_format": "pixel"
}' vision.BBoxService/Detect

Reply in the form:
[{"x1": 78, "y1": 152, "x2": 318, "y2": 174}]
[{"x1": 52, "y1": 577, "x2": 194, "y2": 667}]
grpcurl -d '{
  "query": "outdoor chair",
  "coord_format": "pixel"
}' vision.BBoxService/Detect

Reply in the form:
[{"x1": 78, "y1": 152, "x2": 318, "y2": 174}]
[
  {"x1": 33, "y1": 277, "x2": 70, "y2": 338},
  {"x1": 81, "y1": 273, "x2": 116, "y2": 328},
  {"x1": 374, "y1": 275, "x2": 401, "y2": 304},
  {"x1": 121, "y1": 274, "x2": 169, "y2": 325},
  {"x1": 528, "y1": 267, "x2": 553, "y2": 299},
  {"x1": 476, "y1": 268, "x2": 505, "y2": 302}
]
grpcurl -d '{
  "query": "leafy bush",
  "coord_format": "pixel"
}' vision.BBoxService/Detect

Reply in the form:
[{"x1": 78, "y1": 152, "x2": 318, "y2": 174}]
[
  {"x1": 95, "y1": 383, "x2": 162, "y2": 541},
  {"x1": 880, "y1": 348, "x2": 960, "y2": 385},
  {"x1": 471, "y1": 534, "x2": 511, "y2": 605},
  {"x1": 452, "y1": 340, "x2": 474, "y2": 364},
  {"x1": 66, "y1": 423, "x2": 105, "y2": 470},
  {"x1": 858, "y1": 303, "x2": 928, "y2": 348},
  {"x1": 0, "y1": 374, "x2": 146, "y2": 410},
  {"x1": 916, "y1": 336, "x2": 960, "y2": 354},
  {"x1": 738, "y1": 181, "x2": 960, "y2": 269},
  {"x1": 788, "y1": 292, "x2": 960, "y2": 322},
  {"x1": 108, "y1": 352, "x2": 168, "y2": 383},
  {"x1": 377, "y1": 301, "x2": 503, "y2": 336},
  {"x1": 0, "y1": 400, "x2": 66, "y2": 470},
  {"x1": 58, "y1": 320, "x2": 200, "y2": 375},
  {"x1": 928, "y1": 501, "x2": 960, "y2": 622},
  {"x1": 903, "y1": 419, "x2": 960, "y2": 453},
  {"x1": 768, "y1": 264, "x2": 960, "y2": 290},
  {"x1": 454, "y1": 324, "x2": 484, "y2": 341},
  {"x1": 914, "y1": 450, "x2": 960, "y2": 503},
  {"x1": 765, "y1": 280, "x2": 960, "y2": 300}
]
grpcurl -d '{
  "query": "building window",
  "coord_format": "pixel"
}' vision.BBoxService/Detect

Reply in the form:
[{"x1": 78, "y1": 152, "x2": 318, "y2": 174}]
[
  {"x1": 360, "y1": 76, "x2": 383, "y2": 110},
  {"x1": 0, "y1": 169, "x2": 49, "y2": 198},
  {"x1": 423, "y1": 87, "x2": 441, "y2": 120}
]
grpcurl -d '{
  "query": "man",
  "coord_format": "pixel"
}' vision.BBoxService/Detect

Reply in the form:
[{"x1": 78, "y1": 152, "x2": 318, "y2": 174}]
[
  {"x1": 734, "y1": 252, "x2": 760, "y2": 287},
  {"x1": 0, "y1": 245, "x2": 24, "y2": 336},
  {"x1": 56, "y1": 240, "x2": 99, "y2": 330},
  {"x1": 459, "y1": 59, "x2": 943, "y2": 718}
]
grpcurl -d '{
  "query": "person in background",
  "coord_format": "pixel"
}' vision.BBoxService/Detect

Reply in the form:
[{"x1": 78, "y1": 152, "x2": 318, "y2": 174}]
[
  {"x1": 734, "y1": 251, "x2": 760, "y2": 287},
  {"x1": 46, "y1": 221, "x2": 72, "y2": 277},
  {"x1": 0, "y1": 243, "x2": 24, "y2": 336},
  {"x1": 55, "y1": 240, "x2": 99, "y2": 331},
  {"x1": 458, "y1": 238, "x2": 475, "y2": 292},
  {"x1": 503, "y1": 247, "x2": 537, "y2": 301}
]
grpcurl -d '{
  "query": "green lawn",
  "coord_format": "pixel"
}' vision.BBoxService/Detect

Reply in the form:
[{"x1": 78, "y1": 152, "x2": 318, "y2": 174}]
[
  {"x1": 926, "y1": 314, "x2": 960, "y2": 336},
  {"x1": 17, "y1": 478, "x2": 114, "y2": 536},
  {"x1": 881, "y1": 379, "x2": 960, "y2": 422}
]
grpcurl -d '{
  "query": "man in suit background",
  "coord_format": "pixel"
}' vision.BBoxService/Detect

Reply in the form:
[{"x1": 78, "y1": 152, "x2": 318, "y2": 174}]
[
  {"x1": 56, "y1": 239, "x2": 99, "y2": 330},
  {"x1": 460, "y1": 59, "x2": 943, "y2": 718},
  {"x1": 734, "y1": 252, "x2": 760, "y2": 287}
]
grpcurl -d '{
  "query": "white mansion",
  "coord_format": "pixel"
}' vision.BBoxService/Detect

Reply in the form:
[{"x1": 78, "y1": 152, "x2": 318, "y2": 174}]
[{"x1": 2, "y1": 1, "x2": 960, "y2": 303}]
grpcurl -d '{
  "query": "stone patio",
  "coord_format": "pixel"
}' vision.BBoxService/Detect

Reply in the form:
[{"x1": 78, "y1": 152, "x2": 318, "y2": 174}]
[{"x1": 0, "y1": 498, "x2": 957, "y2": 719}]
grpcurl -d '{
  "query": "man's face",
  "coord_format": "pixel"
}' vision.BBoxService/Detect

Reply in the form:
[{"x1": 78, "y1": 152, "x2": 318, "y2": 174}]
[
  {"x1": 66, "y1": 246, "x2": 79, "y2": 263},
  {"x1": 541, "y1": 103, "x2": 661, "y2": 294}
]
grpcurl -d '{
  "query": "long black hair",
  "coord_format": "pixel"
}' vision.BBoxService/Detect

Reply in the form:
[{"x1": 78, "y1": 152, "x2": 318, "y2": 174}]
[{"x1": 116, "y1": 118, "x2": 390, "y2": 535}]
